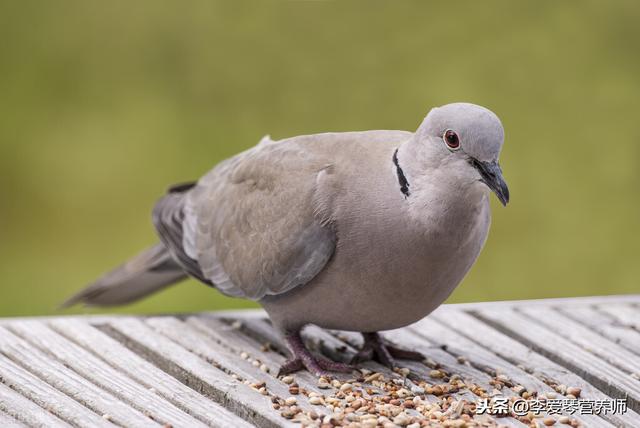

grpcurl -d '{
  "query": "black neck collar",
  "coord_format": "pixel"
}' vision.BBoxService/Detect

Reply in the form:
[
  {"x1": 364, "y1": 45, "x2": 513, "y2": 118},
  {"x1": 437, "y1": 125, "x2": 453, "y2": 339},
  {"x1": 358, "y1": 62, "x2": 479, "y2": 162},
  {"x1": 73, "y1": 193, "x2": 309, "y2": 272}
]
[{"x1": 393, "y1": 148, "x2": 410, "y2": 198}]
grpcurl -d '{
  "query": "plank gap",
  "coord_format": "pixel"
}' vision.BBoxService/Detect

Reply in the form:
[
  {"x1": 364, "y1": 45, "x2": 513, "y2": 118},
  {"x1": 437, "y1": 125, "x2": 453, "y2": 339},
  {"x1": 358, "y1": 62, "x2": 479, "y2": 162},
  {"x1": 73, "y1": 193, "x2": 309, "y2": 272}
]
[
  {"x1": 552, "y1": 305, "x2": 640, "y2": 358},
  {"x1": 95, "y1": 323, "x2": 283, "y2": 428},
  {"x1": 0, "y1": 408, "x2": 26, "y2": 428},
  {"x1": 513, "y1": 306, "x2": 640, "y2": 376},
  {"x1": 49, "y1": 321, "x2": 249, "y2": 428},
  {"x1": 5, "y1": 323, "x2": 200, "y2": 427},
  {"x1": 468, "y1": 310, "x2": 640, "y2": 414},
  {"x1": 217, "y1": 316, "x2": 289, "y2": 359},
  {"x1": 0, "y1": 326, "x2": 154, "y2": 427},
  {"x1": 0, "y1": 381, "x2": 72, "y2": 428}
]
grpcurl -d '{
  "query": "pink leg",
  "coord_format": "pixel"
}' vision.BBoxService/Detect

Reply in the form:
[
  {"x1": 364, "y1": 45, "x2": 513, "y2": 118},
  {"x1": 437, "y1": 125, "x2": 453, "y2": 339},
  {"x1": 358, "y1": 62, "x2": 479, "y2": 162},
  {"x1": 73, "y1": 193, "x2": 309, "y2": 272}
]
[
  {"x1": 277, "y1": 331, "x2": 356, "y2": 377},
  {"x1": 351, "y1": 332, "x2": 425, "y2": 368}
]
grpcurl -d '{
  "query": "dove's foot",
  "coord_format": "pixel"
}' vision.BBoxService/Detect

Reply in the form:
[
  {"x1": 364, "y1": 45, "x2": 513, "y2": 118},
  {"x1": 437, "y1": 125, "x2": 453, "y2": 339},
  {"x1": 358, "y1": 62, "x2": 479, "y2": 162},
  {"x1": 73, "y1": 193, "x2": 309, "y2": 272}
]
[
  {"x1": 278, "y1": 331, "x2": 356, "y2": 377},
  {"x1": 351, "y1": 332, "x2": 425, "y2": 368}
]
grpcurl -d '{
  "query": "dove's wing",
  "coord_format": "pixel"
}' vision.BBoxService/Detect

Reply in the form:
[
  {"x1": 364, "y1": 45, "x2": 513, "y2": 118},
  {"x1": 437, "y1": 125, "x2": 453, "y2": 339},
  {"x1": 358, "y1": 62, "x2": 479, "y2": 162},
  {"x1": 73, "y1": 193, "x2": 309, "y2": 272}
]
[
  {"x1": 181, "y1": 136, "x2": 338, "y2": 300},
  {"x1": 152, "y1": 185, "x2": 213, "y2": 286}
]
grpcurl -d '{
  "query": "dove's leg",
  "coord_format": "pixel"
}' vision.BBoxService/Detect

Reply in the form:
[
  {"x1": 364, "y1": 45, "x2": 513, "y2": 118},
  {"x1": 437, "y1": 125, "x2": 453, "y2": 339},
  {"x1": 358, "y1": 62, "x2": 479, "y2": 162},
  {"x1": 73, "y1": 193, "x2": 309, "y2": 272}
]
[
  {"x1": 278, "y1": 330, "x2": 356, "y2": 377},
  {"x1": 351, "y1": 332, "x2": 425, "y2": 368}
]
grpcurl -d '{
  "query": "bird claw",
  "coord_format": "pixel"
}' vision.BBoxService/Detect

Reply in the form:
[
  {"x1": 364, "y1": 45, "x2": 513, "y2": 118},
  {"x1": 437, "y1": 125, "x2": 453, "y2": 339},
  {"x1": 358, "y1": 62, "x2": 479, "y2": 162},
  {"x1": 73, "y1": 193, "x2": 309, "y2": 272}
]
[
  {"x1": 277, "y1": 358, "x2": 304, "y2": 377},
  {"x1": 352, "y1": 333, "x2": 425, "y2": 369},
  {"x1": 385, "y1": 345, "x2": 425, "y2": 362},
  {"x1": 316, "y1": 358, "x2": 356, "y2": 373},
  {"x1": 277, "y1": 356, "x2": 356, "y2": 377},
  {"x1": 278, "y1": 330, "x2": 423, "y2": 377},
  {"x1": 350, "y1": 347, "x2": 374, "y2": 365},
  {"x1": 279, "y1": 331, "x2": 357, "y2": 377}
]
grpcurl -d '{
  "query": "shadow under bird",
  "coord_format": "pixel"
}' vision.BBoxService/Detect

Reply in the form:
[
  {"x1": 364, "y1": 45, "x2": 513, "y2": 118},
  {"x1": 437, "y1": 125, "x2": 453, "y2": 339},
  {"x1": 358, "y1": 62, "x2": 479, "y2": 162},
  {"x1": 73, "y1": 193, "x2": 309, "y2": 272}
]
[{"x1": 64, "y1": 102, "x2": 509, "y2": 376}]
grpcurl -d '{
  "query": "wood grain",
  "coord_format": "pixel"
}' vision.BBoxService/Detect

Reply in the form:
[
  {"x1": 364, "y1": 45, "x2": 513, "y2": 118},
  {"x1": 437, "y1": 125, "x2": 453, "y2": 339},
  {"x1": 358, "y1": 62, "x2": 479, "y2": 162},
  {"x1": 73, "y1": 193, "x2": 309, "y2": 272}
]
[{"x1": 0, "y1": 296, "x2": 638, "y2": 427}]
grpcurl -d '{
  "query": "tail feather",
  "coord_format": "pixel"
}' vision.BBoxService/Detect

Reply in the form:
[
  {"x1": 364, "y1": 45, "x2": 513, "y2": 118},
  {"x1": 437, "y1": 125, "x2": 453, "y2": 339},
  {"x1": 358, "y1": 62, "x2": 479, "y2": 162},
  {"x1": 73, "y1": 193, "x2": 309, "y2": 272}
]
[{"x1": 62, "y1": 243, "x2": 187, "y2": 308}]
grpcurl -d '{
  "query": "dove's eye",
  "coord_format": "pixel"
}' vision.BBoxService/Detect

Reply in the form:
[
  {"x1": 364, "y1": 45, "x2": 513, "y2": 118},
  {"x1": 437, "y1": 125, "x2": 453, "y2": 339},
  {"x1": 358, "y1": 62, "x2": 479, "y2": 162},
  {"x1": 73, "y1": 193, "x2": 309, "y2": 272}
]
[{"x1": 443, "y1": 130, "x2": 460, "y2": 150}]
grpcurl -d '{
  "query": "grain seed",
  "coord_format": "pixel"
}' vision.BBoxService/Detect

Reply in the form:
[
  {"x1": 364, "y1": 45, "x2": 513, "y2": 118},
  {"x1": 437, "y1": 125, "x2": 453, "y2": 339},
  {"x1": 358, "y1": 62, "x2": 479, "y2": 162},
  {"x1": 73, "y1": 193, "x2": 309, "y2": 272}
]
[
  {"x1": 309, "y1": 396, "x2": 324, "y2": 405},
  {"x1": 281, "y1": 375, "x2": 294, "y2": 384},
  {"x1": 285, "y1": 397, "x2": 297, "y2": 406},
  {"x1": 429, "y1": 369, "x2": 444, "y2": 379},
  {"x1": 566, "y1": 387, "x2": 581, "y2": 398}
]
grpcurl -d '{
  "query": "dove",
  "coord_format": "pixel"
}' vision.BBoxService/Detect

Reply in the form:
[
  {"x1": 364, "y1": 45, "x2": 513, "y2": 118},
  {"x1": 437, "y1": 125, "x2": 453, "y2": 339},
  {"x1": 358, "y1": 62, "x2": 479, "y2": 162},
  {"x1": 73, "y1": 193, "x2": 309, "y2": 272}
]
[{"x1": 64, "y1": 102, "x2": 509, "y2": 376}]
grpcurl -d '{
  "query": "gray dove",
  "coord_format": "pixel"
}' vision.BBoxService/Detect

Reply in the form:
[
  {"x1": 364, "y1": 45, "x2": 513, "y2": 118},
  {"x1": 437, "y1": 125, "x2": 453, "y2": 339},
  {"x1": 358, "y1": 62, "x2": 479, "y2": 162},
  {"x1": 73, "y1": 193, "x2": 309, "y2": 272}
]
[{"x1": 64, "y1": 102, "x2": 509, "y2": 376}]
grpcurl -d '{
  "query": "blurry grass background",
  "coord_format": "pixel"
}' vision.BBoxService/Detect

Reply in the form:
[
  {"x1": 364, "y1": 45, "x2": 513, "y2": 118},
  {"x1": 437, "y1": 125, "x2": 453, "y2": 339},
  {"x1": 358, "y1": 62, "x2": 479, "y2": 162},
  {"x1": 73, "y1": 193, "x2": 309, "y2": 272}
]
[{"x1": 0, "y1": 1, "x2": 638, "y2": 317}]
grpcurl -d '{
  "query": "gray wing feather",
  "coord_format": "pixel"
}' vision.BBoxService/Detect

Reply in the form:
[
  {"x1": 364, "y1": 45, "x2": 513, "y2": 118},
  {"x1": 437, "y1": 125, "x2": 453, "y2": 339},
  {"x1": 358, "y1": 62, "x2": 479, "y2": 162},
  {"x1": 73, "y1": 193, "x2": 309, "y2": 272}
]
[
  {"x1": 183, "y1": 135, "x2": 337, "y2": 300},
  {"x1": 152, "y1": 189, "x2": 213, "y2": 286}
]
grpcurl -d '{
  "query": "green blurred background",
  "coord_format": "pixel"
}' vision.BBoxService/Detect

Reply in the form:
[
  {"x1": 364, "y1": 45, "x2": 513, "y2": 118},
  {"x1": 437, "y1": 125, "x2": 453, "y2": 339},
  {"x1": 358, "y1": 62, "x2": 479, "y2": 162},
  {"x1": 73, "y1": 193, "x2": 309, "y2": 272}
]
[{"x1": 0, "y1": 1, "x2": 638, "y2": 317}]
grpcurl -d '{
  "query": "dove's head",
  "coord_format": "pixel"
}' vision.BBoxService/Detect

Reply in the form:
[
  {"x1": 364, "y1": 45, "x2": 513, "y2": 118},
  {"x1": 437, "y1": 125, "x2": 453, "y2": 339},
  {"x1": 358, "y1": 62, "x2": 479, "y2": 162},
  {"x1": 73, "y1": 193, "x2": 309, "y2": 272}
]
[{"x1": 411, "y1": 102, "x2": 509, "y2": 206}]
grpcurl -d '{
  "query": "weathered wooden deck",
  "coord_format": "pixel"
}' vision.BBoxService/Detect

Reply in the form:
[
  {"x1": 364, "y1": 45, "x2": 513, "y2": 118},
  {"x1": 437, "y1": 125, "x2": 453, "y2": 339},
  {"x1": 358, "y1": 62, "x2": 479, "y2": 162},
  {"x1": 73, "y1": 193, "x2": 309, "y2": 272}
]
[{"x1": 0, "y1": 295, "x2": 638, "y2": 427}]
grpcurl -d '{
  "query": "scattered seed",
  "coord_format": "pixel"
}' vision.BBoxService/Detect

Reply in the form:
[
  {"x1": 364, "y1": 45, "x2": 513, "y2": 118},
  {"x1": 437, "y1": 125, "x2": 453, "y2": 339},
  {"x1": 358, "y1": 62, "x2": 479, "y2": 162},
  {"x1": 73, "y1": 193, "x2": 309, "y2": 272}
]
[
  {"x1": 285, "y1": 397, "x2": 297, "y2": 406},
  {"x1": 543, "y1": 416, "x2": 556, "y2": 426},
  {"x1": 410, "y1": 384, "x2": 425, "y2": 394},
  {"x1": 365, "y1": 372, "x2": 383, "y2": 382},
  {"x1": 397, "y1": 388, "x2": 411, "y2": 398},
  {"x1": 240, "y1": 351, "x2": 249, "y2": 359},
  {"x1": 393, "y1": 412, "x2": 411, "y2": 426},
  {"x1": 429, "y1": 369, "x2": 444, "y2": 379},
  {"x1": 280, "y1": 408, "x2": 295, "y2": 419},
  {"x1": 259, "y1": 363, "x2": 269, "y2": 373},
  {"x1": 566, "y1": 386, "x2": 581, "y2": 398},
  {"x1": 269, "y1": 349, "x2": 536, "y2": 427},
  {"x1": 431, "y1": 385, "x2": 445, "y2": 396},
  {"x1": 318, "y1": 377, "x2": 331, "y2": 389},
  {"x1": 339, "y1": 382, "x2": 353, "y2": 392},
  {"x1": 281, "y1": 375, "x2": 294, "y2": 384},
  {"x1": 397, "y1": 367, "x2": 411, "y2": 376},
  {"x1": 309, "y1": 396, "x2": 324, "y2": 405}
]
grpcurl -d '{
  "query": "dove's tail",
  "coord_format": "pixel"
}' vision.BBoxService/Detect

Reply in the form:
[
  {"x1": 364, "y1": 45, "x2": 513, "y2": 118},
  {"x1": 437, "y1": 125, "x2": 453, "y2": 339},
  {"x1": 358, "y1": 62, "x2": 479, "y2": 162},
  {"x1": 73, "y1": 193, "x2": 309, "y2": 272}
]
[{"x1": 61, "y1": 243, "x2": 187, "y2": 308}]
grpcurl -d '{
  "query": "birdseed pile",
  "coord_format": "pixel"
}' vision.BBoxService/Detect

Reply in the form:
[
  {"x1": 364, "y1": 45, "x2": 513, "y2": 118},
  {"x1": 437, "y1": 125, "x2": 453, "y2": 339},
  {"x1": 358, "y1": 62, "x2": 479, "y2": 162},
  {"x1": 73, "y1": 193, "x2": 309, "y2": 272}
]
[{"x1": 255, "y1": 366, "x2": 584, "y2": 428}]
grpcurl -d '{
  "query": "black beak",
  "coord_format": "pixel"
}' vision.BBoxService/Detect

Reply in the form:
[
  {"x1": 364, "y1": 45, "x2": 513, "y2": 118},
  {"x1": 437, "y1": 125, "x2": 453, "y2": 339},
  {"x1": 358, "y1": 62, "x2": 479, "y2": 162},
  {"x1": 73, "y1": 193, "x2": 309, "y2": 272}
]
[{"x1": 471, "y1": 159, "x2": 510, "y2": 206}]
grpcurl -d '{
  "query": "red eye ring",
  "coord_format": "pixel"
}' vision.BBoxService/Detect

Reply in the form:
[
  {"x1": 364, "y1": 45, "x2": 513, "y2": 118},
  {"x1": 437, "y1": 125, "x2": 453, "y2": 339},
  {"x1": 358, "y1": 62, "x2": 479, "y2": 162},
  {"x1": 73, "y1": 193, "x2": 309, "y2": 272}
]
[{"x1": 443, "y1": 129, "x2": 460, "y2": 150}]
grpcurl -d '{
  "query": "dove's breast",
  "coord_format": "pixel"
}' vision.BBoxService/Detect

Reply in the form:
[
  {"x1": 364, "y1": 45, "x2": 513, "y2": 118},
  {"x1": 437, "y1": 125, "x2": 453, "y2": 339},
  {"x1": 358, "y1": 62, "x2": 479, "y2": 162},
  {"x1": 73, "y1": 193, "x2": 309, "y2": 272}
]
[{"x1": 261, "y1": 143, "x2": 492, "y2": 333}]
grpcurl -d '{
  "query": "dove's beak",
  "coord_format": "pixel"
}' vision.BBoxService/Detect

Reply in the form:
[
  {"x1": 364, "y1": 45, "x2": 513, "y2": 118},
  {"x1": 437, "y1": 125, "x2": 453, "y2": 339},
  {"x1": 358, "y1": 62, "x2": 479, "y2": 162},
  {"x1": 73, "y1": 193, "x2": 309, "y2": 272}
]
[{"x1": 472, "y1": 159, "x2": 510, "y2": 206}]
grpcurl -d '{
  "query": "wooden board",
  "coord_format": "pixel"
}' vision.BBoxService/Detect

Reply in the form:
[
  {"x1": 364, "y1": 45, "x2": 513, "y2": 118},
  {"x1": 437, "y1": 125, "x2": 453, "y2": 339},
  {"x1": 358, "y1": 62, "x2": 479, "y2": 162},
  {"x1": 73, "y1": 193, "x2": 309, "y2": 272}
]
[{"x1": 0, "y1": 295, "x2": 638, "y2": 427}]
